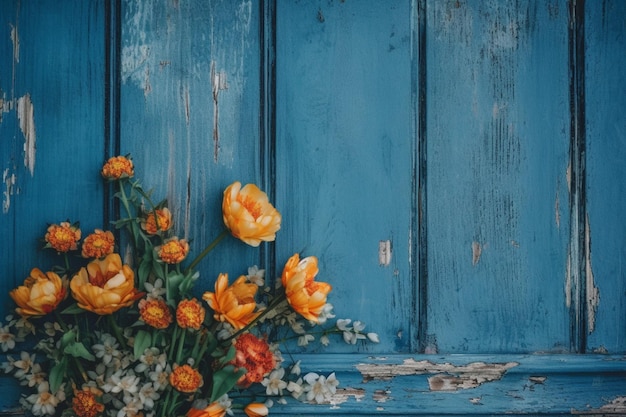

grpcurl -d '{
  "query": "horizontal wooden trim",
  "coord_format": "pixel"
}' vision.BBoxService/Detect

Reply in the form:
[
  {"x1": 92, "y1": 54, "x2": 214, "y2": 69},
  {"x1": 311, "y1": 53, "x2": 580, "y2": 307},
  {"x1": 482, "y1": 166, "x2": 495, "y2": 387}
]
[{"x1": 1, "y1": 354, "x2": 625, "y2": 416}]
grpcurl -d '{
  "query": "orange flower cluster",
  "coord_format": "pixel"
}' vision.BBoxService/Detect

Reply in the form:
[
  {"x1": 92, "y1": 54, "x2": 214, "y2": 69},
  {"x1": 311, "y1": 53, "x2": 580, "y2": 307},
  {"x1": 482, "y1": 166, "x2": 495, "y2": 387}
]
[
  {"x1": 44, "y1": 221, "x2": 81, "y2": 253},
  {"x1": 176, "y1": 298, "x2": 205, "y2": 330},
  {"x1": 156, "y1": 238, "x2": 190, "y2": 264},
  {"x1": 203, "y1": 274, "x2": 259, "y2": 330},
  {"x1": 281, "y1": 254, "x2": 332, "y2": 322},
  {"x1": 101, "y1": 155, "x2": 134, "y2": 180},
  {"x1": 231, "y1": 333, "x2": 275, "y2": 388},
  {"x1": 169, "y1": 364, "x2": 203, "y2": 393},
  {"x1": 81, "y1": 229, "x2": 115, "y2": 259},
  {"x1": 9, "y1": 269, "x2": 68, "y2": 317},
  {"x1": 139, "y1": 298, "x2": 173, "y2": 329},
  {"x1": 141, "y1": 208, "x2": 173, "y2": 235}
]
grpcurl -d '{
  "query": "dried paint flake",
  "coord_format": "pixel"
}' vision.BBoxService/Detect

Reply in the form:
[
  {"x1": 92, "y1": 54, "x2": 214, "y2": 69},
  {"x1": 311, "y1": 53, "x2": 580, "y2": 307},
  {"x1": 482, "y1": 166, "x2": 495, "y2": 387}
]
[
  {"x1": 3, "y1": 169, "x2": 16, "y2": 213},
  {"x1": 357, "y1": 359, "x2": 518, "y2": 392},
  {"x1": 17, "y1": 94, "x2": 36, "y2": 176}
]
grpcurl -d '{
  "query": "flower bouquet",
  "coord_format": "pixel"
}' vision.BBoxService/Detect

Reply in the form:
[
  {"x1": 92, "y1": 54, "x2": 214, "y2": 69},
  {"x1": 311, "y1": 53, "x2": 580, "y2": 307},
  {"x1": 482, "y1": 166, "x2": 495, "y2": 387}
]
[{"x1": 0, "y1": 156, "x2": 378, "y2": 417}]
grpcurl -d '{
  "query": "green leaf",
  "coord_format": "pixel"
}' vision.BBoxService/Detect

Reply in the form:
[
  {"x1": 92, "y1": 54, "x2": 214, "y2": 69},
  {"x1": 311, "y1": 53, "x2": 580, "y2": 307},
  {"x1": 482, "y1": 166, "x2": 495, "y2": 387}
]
[
  {"x1": 134, "y1": 329, "x2": 153, "y2": 359},
  {"x1": 64, "y1": 341, "x2": 96, "y2": 361},
  {"x1": 49, "y1": 357, "x2": 67, "y2": 394},
  {"x1": 210, "y1": 365, "x2": 246, "y2": 403},
  {"x1": 60, "y1": 328, "x2": 77, "y2": 349}
]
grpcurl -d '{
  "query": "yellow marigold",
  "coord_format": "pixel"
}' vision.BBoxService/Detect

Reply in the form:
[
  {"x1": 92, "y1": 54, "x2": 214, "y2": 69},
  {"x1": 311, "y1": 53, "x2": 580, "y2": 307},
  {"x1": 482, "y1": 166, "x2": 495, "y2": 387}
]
[
  {"x1": 141, "y1": 208, "x2": 173, "y2": 235},
  {"x1": 139, "y1": 298, "x2": 173, "y2": 329},
  {"x1": 232, "y1": 333, "x2": 275, "y2": 388},
  {"x1": 281, "y1": 254, "x2": 332, "y2": 323},
  {"x1": 10, "y1": 269, "x2": 68, "y2": 317},
  {"x1": 202, "y1": 273, "x2": 260, "y2": 330},
  {"x1": 72, "y1": 388, "x2": 104, "y2": 417},
  {"x1": 101, "y1": 155, "x2": 134, "y2": 180},
  {"x1": 222, "y1": 181, "x2": 281, "y2": 247},
  {"x1": 187, "y1": 402, "x2": 227, "y2": 417},
  {"x1": 70, "y1": 253, "x2": 143, "y2": 315},
  {"x1": 176, "y1": 298, "x2": 205, "y2": 330},
  {"x1": 44, "y1": 221, "x2": 81, "y2": 253},
  {"x1": 81, "y1": 229, "x2": 115, "y2": 259},
  {"x1": 156, "y1": 238, "x2": 189, "y2": 264},
  {"x1": 244, "y1": 403, "x2": 269, "y2": 417},
  {"x1": 169, "y1": 364, "x2": 203, "y2": 393}
]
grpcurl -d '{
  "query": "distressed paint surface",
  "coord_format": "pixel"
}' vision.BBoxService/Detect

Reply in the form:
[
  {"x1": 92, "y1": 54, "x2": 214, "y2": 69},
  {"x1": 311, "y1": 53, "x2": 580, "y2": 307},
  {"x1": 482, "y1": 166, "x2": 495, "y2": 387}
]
[
  {"x1": 0, "y1": 0, "x2": 107, "y2": 410},
  {"x1": 0, "y1": 0, "x2": 625, "y2": 415}
]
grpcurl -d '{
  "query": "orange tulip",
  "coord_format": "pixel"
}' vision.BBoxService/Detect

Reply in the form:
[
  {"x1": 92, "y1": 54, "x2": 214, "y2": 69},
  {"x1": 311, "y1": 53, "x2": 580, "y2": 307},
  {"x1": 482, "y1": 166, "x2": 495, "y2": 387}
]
[
  {"x1": 222, "y1": 182, "x2": 281, "y2": 247},
  {"x1": 244, "y1": 402, "x2": 269, "y2": 417},
  {"x1": 10, "y1": 269, "x2": 68, "y2": 317},
  {"x1": 281, "y1": 254, "x2": 332, "y2": 323},
  {"x1": 187, "y1": 402, "x2": 227, "y2": 417},
  {"x1": 202, "y1": 273, "x2": 259, "y2": 329},
  {"x1": 70, "y1": 253, "x2": 143, "y2": 315}
]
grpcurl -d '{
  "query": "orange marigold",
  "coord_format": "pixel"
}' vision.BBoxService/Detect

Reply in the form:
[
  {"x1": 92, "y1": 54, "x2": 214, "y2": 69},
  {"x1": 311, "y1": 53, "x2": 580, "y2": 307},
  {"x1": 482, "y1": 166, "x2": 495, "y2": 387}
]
[
  {"x1": 231, "y1": 333, "x2": 275, "y2": 388},
  {"x1": 44, "y1": 221, "x2": 81, "y2": 253},
  {"x1": 176, "y1": 298, "x2": 205, "y2": 330},
  {"x1": 101, "y1": 155, "x2": 134, "y2": 180},
  {"x1": 139, "y1": 298, "x2": 173, "y2": 329},
  {"x1": 156, "y1": 238, "x2": 190, "y2": 264},
  {"x1": 81, "y1": 229, "x2": 115, "y2": 259},
  {"x1": 141, "y1": 208, "x2": 173, "y2": 235},
  {"x1": 169, "y1": 364, "x2": 203, "y2": 393},
  {"x1": 72, "y1": 388, "x2": 104, "y2": 417}
]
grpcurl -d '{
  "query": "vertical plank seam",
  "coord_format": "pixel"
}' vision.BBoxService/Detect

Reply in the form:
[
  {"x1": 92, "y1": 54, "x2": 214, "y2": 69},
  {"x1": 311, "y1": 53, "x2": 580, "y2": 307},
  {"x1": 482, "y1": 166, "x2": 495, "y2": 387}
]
[
  {"x1": 259, "y1": 0, "x2": 277, "y2": 281},
  {"x1": 416, "y1": 0, "x2": 429, "y2": 353},
  {"x1": 104, "y1": 0, "x2": 122, "y2": 230},
  {"x1": 568, "y1": 0, "x2": 588, "y2": 353}
]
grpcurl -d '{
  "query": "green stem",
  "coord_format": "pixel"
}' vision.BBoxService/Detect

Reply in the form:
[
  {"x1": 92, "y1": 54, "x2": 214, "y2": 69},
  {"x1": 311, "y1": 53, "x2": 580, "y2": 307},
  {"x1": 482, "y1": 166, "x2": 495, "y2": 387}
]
[
  {"x1": 184, "y1": 230, "x2": 229, "y2": 274},
  {"x1": 108, "y1": 314, "x2": 127, "y2": 349},
  {"x1": 176, "y1": 328, "x2": 187, "y2": 364}
]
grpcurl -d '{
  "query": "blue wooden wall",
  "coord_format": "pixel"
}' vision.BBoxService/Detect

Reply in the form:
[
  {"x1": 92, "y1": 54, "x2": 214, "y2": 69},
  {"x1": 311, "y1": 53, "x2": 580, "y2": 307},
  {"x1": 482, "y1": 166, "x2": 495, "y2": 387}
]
[{"x1": 1, "y1": 0, "x2": 625, "y2": 415}]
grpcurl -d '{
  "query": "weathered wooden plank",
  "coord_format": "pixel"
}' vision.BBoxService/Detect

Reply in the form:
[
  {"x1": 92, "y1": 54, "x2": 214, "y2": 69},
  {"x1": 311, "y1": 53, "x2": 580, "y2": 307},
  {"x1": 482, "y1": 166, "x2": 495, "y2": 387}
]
[
  {"x1": 584, "y1": 0, "x2": 626, "y2": 354},
  {"x1": 0, "y1": 0, "x2": 107, "y2": 410},
  {"x1": 424, "y1": 0, "x2": 572, "y2": 353},
  {"x1": 118, "y1": 0, "x2": 264, "y2": 287},
  {"x1": 275, "y1": 0, "x2": 416, "y2": 353}
]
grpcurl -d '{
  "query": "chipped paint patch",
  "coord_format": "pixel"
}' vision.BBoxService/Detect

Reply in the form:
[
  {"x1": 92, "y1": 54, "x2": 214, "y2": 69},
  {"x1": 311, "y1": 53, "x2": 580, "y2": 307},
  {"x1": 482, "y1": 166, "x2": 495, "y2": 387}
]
[
  {"x1": 472, "y1": 241, "x2": 482, "y2": 265},
  {"x1": 572, "y1": 396, "x2": 626, "y2": 415},
  {"x1": 585, "y1": 214, "x2": 599, "y2": 333},
  {"x1": 357, "y1": 359, "x2": 518, "y2": 391},
  {"x1": 10, "y1": 24, "x2": 19, "y2": 63},
  {"x1": 378, "y1": 240, "x2": 392, "y2": 266},
  {"x1": 3, "y1": 169, "x2": 16, "y2": 213},
  {"x1": 17, "y1": 94, "x2": 36, "y2": 176},
  {"x1": 211, "y1": 61, "x2": 228, "y2": 162},
  {"x1": 317, "y1": 387, "x2": 365, "y2": 407}
]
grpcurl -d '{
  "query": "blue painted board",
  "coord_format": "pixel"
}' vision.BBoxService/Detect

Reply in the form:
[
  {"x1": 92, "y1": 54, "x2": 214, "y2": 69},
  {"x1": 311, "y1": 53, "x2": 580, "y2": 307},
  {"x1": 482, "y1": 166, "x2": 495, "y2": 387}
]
[
  {"x1": 584, "y1": 0, "x2": 626, "y2": 354},
  {"x1": 275, "y1": 0, "x2": 415, "y2": 353},
  {"x1": 424, "y1": 0, "x2": 572, "y2": 353},
  {"x1": 118, "y1": 0, "x2": 265, "y2": 291},
  {"x1": 0, "y1": 0, "x2": 106, "y2": 410}
]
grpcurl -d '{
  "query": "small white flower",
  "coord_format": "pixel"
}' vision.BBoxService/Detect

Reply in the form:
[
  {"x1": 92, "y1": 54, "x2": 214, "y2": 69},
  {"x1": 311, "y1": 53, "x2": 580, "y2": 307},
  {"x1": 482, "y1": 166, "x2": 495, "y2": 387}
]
[
  {"x1": 297, "y1": 334, "x2": 315, "y2": 346},
  {"x1": 13, "y1": 351, "x2": 36, "y2": 379},
  {"x1": 336, "y1": 319, "x2": 352, "y2": 331},
  {"x1": 290, "y1": 360, "x2": 301, "y2": 375},
  {"x1": 262, "y1": 368, "x2": 288, "y2": 395},
  {"x1": 352, "y1": 321, "x2": 366, "y2": 332},
  {"x1": 367, "y1": 333, "x2": 380, "y2": 343},
  {"x1": 93, "y1": 332, "x2": 121, "y2": 366},
  {"x1": 320, "y1": 335, "x2": 330, "y2": 346},
  {"x1": 25, "y1": 381, "x2": 65, "y2": 416},
  {"x1": 246, "y1": 265, "x2": 265, "y2": 286},
  {"x1": 138, "y1": 383, "x2": 160, "y2": 410},
  {"x1": 303, "y1": 372, "x2": 338, "y2": 404},
  {"x1": 144, "y1": 279, "x2": 166, "y2": 299},
  {"x1": 287, "y1": 377, "x2": 304, "y2": 399},
  {"x1": 0, "y1": 324, "x2": 16, "y2": 352},
  {"x1": 316, "y1": 303, "x2": 335, "y2": 324}
]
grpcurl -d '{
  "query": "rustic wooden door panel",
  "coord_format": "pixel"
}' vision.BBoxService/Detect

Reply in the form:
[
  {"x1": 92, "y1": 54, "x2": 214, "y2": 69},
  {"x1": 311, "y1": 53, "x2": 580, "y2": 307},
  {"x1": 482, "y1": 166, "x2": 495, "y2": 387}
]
[
  {"x1": 275, "y1": 0, "x2": 415, "y2": 354},
  {"x1": 118, "y1": 0, "x2": 265, "y2": 283},
  {"x1": 584, "y1": 0, "x2": 626, "y2": 354},
  {"x1": 424, "y1": 0, "x2": 572, "y2": 354},
  {"x1": 0, "y1": 0, "x2": 107, "y2": 410}
]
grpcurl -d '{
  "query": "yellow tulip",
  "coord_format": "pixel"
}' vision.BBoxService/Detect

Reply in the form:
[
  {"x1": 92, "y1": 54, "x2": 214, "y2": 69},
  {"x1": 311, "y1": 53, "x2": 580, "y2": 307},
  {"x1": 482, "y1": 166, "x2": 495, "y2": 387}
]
[
  {"x1": 202, "y1": 273, "x2": 259, "y2": 329},
  {"x1": 222, "y1": 181, "x2": 281, "y2": 247},
  {"x1": 10, "y1": 269, "x2": 68, "y2": 317},
  {"x1": 244, "y1": 402, "x2": 269, "y2": 417},
  {"x1": 281, "y1": 254, "x2": 332, "y2": 323},
  {"x1": 70, "y1": 253, "x2": 142, "y2": 315}
]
